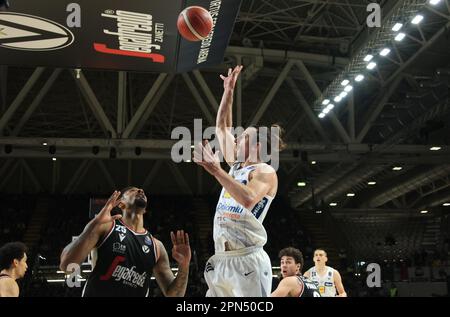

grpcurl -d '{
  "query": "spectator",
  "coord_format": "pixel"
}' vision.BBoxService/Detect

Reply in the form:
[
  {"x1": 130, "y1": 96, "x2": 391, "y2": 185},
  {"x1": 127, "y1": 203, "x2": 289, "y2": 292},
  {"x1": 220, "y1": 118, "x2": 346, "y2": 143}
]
[{"x1": 389, "y1": 283, "x2": 398, "y2": 297}]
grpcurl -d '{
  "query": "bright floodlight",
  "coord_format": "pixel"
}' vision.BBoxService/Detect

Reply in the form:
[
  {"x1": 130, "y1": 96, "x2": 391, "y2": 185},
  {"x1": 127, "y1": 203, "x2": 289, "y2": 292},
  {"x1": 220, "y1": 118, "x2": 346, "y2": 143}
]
[
  {"x1": 380, "y1": 48, "x2": 391, "y2": 56},
  {"x1": 412, "y1": 15, "x2": 424, "y2": 24},
  {"x1": 364, "y1": 54, "x2": 373, "y2": 62},
  {"x1": 395, "y1": 33, "x2": 406, "y2": 41},
  {"x1": 392, "y1": 23, "x2": 403, "y2": 31},
  {"x1": 367, "y1": 62, "x2": 377, "y2": 70},
  {"x1": 355, "y1": 74, "x2": 365, "y2": 82}
]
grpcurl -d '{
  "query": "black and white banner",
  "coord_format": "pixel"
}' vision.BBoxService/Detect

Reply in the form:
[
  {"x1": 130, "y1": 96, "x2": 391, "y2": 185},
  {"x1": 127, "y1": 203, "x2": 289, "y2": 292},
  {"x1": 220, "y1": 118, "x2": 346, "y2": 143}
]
[{"x1": 0, "y1": 0, "x2": 241, "y2": 72}]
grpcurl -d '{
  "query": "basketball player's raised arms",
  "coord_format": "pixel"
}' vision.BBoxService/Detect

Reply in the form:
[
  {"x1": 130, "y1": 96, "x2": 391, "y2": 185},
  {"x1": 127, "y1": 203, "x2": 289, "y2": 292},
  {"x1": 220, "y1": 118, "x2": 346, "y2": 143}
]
[
  {"x1": 59, "y1": 191, "x2": 122, "y2": 271},
  {"x1": 215, "y1": 65, "x2": 243, "y2": 167},
  {"x1": 152, "y1": 231, "x2": 191, "y2": 297},
  {"x1": 194, "y1": 143, "x2": 276, "y2": 209}
]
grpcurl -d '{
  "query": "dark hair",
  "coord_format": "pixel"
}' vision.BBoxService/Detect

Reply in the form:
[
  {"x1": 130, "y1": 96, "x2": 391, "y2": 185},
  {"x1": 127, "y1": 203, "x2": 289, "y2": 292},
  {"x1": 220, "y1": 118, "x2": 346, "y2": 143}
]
[
  {"x1": 119, "y1": 186, "x2": 135, "y2": 199},
  {"x1": 0, "y1": 242, "x2": 27, "y2": 271},
  {"x1": 250, "y1": 124, "x2": 287, "y2": 152},
  {"x1": 279, "y1": 247, "x2": 304, "y2": 271}
]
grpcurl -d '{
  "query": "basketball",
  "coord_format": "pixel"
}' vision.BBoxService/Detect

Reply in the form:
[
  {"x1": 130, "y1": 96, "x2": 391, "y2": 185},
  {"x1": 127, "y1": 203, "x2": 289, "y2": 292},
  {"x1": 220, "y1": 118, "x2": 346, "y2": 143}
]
[{"x1": 177, "y1": 6, "x2": 213, "y2": 42}]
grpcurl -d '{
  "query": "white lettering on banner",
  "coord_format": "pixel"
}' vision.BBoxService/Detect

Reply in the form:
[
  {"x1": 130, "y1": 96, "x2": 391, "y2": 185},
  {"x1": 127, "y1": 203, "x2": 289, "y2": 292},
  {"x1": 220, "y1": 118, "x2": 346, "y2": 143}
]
[
  {"x1": 101, "y1": 10, "x2": 165, "y2": 54},
  {"x1": 197, "y1": 0, "x2": 222, "y2": 64},
  {"x1": 154, "y1": 23, "x2": 164, "y2": 43}
]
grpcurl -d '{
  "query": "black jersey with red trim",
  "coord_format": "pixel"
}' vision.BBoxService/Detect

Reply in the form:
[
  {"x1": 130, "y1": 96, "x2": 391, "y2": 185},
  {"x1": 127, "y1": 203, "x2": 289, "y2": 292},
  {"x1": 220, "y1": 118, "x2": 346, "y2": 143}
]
[
  {"x1": 82, "y1": 219, "x2": 158, "y2": 297},
  {"x1": 297, "y1": 275, "x2": 321, "y2": 297}
]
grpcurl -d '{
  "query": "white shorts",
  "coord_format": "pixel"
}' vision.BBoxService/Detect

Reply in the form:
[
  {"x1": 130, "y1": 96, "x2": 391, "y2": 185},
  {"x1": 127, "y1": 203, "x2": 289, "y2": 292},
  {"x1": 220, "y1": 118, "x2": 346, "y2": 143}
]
[{"x1": 204, "y1": 246, "x2": 272, "y2": 297}]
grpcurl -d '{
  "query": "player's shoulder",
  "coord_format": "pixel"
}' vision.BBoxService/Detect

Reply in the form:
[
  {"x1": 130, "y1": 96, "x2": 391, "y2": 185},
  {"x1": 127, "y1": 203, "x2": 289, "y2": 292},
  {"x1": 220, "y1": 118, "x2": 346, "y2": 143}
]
[
  {"x1": 152, "y1": 236, "x2": 163, "y2": 246},
  {"x1": 254, "y1": 163, "x2": 276, "y2": 174},
  {"x1": 99, "y1": 219, "x2": 117, "y2": 236},
  {"x1": 327, "y1": 266, "x2": 337, "y2": 272},
  {"x1": 0, "y1": 277, "x2": 18, "y2": 290},
  {"x1": 281, "y1": 276, "x2": 300, "y2": 287},
  {"x1": 331, "y1": 267, "x2": 342, "y2": 276}
]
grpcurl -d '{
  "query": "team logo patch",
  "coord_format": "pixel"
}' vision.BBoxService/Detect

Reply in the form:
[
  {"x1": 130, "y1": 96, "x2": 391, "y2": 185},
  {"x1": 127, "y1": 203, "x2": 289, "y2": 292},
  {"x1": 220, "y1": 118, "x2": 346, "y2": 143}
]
[
  {"x1": 144, "y1": 236, "x2": 153, "y2": 246},
  {"x1": 142, "y1": 245, "x2": 150, "y2": 254},
  {"x1": 251, "y1": 197, "x2": 268, "y2": 219},
  {"x1": 113, "y1": 242, "x2": 126, "y2": 254}
]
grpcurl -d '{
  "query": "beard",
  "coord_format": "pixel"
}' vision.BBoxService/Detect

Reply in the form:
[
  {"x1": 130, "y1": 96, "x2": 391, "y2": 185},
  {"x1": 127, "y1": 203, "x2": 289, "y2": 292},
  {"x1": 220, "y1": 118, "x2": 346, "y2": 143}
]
[{"x1": 134, "y1": 197, "x2": 147, "y2": 209}]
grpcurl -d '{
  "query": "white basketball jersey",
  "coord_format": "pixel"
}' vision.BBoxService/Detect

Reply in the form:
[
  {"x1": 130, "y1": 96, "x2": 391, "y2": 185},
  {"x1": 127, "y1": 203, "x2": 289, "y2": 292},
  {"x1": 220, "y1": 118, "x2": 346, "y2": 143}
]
[
  {"x1": 306, "y1": 266, "x2": 336, "y2": 297},
  {"x1": 213, "y1": 162, "x2": 274, "y2": 252}
]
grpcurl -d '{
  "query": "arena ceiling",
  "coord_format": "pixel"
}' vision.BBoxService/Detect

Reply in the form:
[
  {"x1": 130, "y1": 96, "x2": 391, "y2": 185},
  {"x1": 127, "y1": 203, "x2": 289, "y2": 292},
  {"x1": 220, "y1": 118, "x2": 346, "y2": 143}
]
[{"x1": 1, "y1": 0, "x2": 450, "y2": 216}]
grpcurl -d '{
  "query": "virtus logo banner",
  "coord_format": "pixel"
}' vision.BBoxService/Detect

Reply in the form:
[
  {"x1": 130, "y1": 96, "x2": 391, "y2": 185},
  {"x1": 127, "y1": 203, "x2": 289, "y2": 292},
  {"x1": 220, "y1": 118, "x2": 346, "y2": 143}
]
[{"x1": 0, "y1": 12, "x2": 74, "y2": 51}]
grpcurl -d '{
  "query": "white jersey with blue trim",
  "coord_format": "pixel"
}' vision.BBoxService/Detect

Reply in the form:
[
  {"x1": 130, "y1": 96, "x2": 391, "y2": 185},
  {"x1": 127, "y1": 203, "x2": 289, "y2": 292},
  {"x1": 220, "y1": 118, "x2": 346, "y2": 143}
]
[
  {"x1": 305, "y1": 266, "x2": 336, "y2": 297},
  {"x1": 213, "y1": 162, "x2": 275, "y2": 252}
]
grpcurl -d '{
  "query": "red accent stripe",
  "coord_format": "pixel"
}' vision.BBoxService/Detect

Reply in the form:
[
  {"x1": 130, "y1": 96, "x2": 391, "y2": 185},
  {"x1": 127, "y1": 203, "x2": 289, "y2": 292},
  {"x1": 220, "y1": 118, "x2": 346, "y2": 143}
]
[
  {"x1": 100, "y1": 256, "x2": 125, "y2": 281},
  {"x1": 93, "y1": 43, "x2": 165, "y2": 63}
]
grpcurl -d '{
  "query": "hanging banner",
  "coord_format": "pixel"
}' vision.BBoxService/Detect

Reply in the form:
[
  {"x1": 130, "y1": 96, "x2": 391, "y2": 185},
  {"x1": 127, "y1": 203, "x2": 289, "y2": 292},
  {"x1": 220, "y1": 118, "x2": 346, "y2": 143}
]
[{"x1": 0, "y1": 0, "x2": 241, "y2": 72}]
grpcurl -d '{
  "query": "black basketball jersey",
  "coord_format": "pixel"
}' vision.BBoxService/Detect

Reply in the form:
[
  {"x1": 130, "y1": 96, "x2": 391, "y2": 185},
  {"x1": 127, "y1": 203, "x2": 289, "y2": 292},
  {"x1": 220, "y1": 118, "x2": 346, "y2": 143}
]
[
  {"x1": 82, "y1": 219, "x2": 158, "y2": 297},
  {"x1": 297, "y1": 275, "x2": 321, "y2": 297}
]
